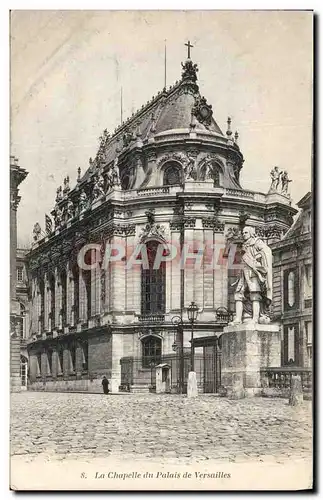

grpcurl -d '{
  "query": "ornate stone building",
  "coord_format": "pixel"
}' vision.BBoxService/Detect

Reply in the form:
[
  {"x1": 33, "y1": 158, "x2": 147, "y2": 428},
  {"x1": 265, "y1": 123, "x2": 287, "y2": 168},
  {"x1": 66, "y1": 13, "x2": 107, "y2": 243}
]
[
  {"x1": 26, "y1": 50, "x2": 297, "y2": 393},
  {"x1": 272, "y1": 192, "x2": 312, "y2": 368},
  {"x1": 16, "y1": 248, "x2": 30, "y2": 389},
  {"x1": 10, "y1": 156, "x2": 28, "y2": 392}
]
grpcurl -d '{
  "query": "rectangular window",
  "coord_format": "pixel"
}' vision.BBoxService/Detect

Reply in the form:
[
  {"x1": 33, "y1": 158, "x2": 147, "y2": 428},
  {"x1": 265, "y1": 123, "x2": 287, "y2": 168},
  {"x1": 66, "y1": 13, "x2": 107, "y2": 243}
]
[
  {"x1": 305, "y1": 321, "x2": 312, "y2": 346},
  {"x1": 304, "y1": 264, "x2": 312, "y2": 299},
  {"x1": 283, "y1": 324, "x2": 300, "y2": 365},
  {"x1": 17, "y1": 266, "x2": 23, "y2": 282},
  {"x1": 283, "y1": 268, "x2": 299, "y2": 311}
]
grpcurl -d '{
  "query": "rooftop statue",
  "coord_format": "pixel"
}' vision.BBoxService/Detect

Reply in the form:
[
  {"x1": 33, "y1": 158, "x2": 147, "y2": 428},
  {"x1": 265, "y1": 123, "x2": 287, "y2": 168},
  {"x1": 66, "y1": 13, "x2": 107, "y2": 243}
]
[
  {"x1": 79, "y1": 190, "x2": 88, "y2": 214},
  {"x1": 32, "y1": 222, "x2": 42, "y2": 241},
  {"x1": 269, "y1": 166, "x2": 282, "y2": 192},
  {"x1": 281, "y1": 170, "x2": 292, "y2": 195},
  {"x1": 230, "y1": 226, "x2": 272, "y2": 325}
]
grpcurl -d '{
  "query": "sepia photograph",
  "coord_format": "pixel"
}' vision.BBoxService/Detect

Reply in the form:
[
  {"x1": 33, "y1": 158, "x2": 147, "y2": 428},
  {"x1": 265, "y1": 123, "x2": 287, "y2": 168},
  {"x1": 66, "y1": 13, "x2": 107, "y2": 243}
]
[{"x1": 9, "y1": 9, "x2": 313, "y2": 491}]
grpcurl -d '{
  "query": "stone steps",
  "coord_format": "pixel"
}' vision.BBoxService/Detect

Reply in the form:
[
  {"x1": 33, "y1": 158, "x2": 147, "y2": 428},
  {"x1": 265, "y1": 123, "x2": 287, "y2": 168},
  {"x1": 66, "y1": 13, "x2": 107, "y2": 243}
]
[{"x1": 130, "y1": 385, "x2": 150, "y2": 394}]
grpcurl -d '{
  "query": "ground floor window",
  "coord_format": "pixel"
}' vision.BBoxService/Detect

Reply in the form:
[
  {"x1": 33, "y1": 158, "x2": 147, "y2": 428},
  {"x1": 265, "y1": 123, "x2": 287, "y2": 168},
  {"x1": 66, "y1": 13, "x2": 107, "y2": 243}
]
[{"x1": 142, "y1": 336, "x2": 162, "y2": 368}]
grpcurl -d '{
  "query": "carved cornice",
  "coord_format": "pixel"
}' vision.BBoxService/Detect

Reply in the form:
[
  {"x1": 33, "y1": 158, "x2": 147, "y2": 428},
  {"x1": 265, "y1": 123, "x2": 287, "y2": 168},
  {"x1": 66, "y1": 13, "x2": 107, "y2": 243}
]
[
  {"x1": 255, "y1": 225, "x2": 286, "y2": 240},
  {"x1": 156, "y1": 152, "x2": 188, "y2": 170}
]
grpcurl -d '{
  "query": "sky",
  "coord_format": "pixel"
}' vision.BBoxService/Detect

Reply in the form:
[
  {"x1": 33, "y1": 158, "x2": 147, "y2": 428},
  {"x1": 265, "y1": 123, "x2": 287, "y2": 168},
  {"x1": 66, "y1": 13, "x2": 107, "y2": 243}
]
[{"x1": 10, "y1": 10, "x2": 313, "y2": 247}]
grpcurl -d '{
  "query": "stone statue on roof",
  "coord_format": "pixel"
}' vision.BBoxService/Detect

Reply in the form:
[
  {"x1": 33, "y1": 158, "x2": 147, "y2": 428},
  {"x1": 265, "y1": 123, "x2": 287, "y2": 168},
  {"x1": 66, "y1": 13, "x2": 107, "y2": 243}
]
[
  {"x1": 281, "y1": 171, "x2": 292, "y2": 195},
  {"x1": 79, "y1": 190, "x2": 88, "y2": 214}
]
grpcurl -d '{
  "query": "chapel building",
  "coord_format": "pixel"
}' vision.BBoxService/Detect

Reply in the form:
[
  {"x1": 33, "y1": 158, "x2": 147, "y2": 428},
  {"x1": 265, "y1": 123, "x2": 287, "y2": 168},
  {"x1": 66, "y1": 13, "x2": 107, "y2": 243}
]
[{"x1": 26, "y1": 49, "x2": 297, "y2": 393}]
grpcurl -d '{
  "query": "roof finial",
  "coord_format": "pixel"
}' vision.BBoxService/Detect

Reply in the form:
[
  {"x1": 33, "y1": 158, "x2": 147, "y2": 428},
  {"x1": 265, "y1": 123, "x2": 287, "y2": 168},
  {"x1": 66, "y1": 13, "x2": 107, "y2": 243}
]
[
  {"x1": 77, "y1": 166, "x2": 81, "y2": 182},
  {"x1": 226, "y1": 117, "x2": 232, "y2": 137},
  {"x1": 234, "y1": 130, "x2": 239, "y2": 145},
  {"x1": 185, "y1": 40, "x2": 194, "y2": 59}
]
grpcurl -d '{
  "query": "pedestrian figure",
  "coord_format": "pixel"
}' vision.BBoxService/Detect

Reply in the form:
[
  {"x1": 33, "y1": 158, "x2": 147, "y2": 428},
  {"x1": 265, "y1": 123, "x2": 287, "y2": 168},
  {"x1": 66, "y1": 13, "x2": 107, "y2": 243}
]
[{"x1": 102, "y1": 376, "x2": 110, "y2": 394}]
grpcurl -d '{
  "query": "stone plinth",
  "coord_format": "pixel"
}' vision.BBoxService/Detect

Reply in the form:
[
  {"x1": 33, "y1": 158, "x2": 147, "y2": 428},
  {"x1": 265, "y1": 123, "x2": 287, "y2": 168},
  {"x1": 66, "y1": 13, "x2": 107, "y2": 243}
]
[
  {"x1": 187, "y1": 371, "x2": 198, "y2": 398},
  {"x1": 221, "y1": 323, "x2": 281, "y2": 396},
  {"x1": 184, "y1": 180, "x2": 214, "y2": 193},
  {"x1": 289, "y1": 375, "x2": 303, "y2": 406}
]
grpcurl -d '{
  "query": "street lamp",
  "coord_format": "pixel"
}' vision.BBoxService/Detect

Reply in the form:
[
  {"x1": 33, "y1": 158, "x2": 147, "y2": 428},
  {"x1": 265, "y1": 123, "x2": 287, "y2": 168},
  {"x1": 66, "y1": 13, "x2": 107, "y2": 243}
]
[
  {"x1": 187, "y1": 301, "x2": 199, "y2": 372},
  {"x1": 171, "y1": 315, "x2": 184, "y2": 393}
]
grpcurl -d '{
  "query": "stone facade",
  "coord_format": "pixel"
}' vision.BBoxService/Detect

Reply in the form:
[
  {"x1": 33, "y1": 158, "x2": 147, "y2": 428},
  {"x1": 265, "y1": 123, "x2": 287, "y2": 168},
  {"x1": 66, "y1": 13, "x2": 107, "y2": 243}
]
[
  {"x1": 272, "y1": 192, "x2": 312, "y2": 367},
  {"x1": 10, "y1": 156, "x2": 28, "y2": 392},
  {"x1": 25, "y1": 55, "x2": 297, "y2": 393}
]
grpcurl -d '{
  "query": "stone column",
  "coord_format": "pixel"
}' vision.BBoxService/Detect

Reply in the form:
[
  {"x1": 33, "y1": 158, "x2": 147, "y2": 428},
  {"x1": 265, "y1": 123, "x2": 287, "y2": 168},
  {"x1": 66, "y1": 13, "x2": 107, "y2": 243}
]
[
  {"x1": 79, "y1": 271, "x2": 87, "y2": 323},
  {"x1": 221, "y1": 323, "x2": 281, "y2": 396},
  {"x1": 91, "y1": 256, "x2": 101, "y2": 316},
  {"x1": 125, "y1": 235, "x2": 140, "y2": 314},
  {"x1": 193, "y1": 227, "x2": 204, "y2": 309},
  {"x1": 66, "y1": 263, "x2": 71, "y2": 326},
  {"x1": 68, "y1": 268, "x2": 75, "y2": 326},
  {"x1": 170, "y1": 230, "x2": 181, "y2": 311},
  {"x1": 183, "y1": 228, "x2": 195, "y2": 306}
]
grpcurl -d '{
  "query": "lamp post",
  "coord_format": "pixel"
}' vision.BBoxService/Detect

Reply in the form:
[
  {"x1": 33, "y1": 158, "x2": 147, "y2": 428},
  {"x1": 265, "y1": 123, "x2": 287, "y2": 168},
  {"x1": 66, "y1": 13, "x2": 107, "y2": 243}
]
[
  {"x1": 187, "y1": 301, "x2": 199, "y2": 372},
  {"x1": 171, "y1": 315, "x2": 184, "y2": 393}
]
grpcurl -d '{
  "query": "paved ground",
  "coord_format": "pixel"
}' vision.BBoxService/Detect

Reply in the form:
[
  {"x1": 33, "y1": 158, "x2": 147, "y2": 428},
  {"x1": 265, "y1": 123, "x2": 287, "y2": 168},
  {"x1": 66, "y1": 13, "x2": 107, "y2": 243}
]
[{"x1": 11, "y1": 392, "x2": 312, "y2": 465}]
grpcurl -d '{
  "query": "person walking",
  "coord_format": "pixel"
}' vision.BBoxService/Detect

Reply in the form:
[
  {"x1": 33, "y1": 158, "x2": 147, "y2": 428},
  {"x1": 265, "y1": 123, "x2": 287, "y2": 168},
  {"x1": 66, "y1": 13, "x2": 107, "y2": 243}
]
[{"x1": 102, "y1": 376, "x2": 110, "y2": 394}]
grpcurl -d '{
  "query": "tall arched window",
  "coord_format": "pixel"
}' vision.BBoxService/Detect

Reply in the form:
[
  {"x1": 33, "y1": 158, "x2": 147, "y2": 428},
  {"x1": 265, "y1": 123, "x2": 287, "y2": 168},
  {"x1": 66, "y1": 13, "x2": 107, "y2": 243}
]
[
  {"x1": 49, "y1": 273, "x2": 55, "y2": 330},
  {"x1": 72, "y1": 264, "x2": 79, "y2": 324},
  {"x1": 141, "y1": 240, "x2": 166, "y2": 315},
  {"x1": 60, "y1": 270, "x2": 67, "y2": 326},
  {"x1": 39, "y1": 278, "x2": 45, "y2": 331},
  {"x1": 142, "y1": 336, "x2": 162, "y2": 368},
  {"x1": 163, "y1": 162, "x2": 182, "y2": 186}
]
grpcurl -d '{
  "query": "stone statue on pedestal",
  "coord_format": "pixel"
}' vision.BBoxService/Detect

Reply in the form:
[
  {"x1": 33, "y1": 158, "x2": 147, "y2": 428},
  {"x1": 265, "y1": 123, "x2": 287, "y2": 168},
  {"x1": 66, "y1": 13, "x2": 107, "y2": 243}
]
[{"x1": 230, "y1": 226, "x2": 272, "y2": 325}]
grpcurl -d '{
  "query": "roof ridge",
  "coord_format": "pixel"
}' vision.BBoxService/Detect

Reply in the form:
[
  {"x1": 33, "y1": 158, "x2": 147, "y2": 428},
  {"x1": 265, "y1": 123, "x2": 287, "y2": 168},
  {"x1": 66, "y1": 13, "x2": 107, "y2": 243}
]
[{"x1": 108, "y1": 79, "x2": 183, "y2": 142}]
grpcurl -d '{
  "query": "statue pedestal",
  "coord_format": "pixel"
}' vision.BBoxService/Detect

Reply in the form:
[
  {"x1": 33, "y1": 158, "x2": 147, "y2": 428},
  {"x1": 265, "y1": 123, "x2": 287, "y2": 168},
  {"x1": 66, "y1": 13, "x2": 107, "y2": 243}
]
[
  {"x1": 184, "y1": 180, "x2": 214, "y2": 192},
  {"x1": 221, "y1": 323, "x2": 281, "y2": 396}
]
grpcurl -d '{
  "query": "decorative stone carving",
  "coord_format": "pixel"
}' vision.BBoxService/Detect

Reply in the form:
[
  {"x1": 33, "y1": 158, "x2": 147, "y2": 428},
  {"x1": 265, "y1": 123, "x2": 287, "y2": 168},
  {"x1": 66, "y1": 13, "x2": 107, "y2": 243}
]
[
  {"x1": 79, "y1": 190, "x2": 88, "y2": 214},
  {"x1": 93, "y1": 173, "x2": 106, "y2": 201},
  {"x1": 192, "y1": 95, "x2": 213, "y2": 127},
  {"x1": 56, "y1": 186, "x2": 63, "y2": 203},
  {"x1": 173, "y1": 204, "x2": 184, "y2": 216},
  {"x1": 63, "y1": 176, "x2": 70, "y2": 195},
  {"x1": 183, "y1": 217, "x2": 196, "y2": 229},
  {"x1": 157, "y1": 152, "x2": 187, "y2": 170},
  {"x1": 202, "y1": 217, "x2": 225, "y2": 232},
  {"x1": 139, "y1": 210, "x2": 167, "y2": 243},
  {"x1": 225, "y1": 226, "x2": 241, "y2": 242},
  {"x1": 66, "y1": 199, "x2": 74, "y2": 221},
  {"x1": 255, "y1": 225, "x2": 285, "y2": 240},
  {"x1": 184, "y1": 153, "x2": 197, "y2": 181},
  {"x1": 181, "y1": 59, "x2": 198, "y2": 83},
  {"x1": 33, "y1": 222, "x2": 42, "y2": 241},
  {"x1": 111, "y1": 158, "x2": 121, "y2": 187},
  {"x1": 53, "y1": 205, "x2": 64, "y2": 230}
]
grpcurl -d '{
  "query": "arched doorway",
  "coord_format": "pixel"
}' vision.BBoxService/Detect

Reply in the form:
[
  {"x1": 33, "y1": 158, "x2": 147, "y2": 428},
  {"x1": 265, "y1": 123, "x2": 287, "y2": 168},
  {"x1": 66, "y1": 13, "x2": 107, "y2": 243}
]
[{"x1": 20, "y1": 355, "x2": 28, "y2": 390}]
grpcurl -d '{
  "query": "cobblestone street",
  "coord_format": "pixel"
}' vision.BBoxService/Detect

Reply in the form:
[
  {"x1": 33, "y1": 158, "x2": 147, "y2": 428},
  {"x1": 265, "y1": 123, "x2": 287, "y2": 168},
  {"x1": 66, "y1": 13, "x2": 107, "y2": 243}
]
[{"x1": 10, "y1": 391, "x2": 312, "y2": 466}]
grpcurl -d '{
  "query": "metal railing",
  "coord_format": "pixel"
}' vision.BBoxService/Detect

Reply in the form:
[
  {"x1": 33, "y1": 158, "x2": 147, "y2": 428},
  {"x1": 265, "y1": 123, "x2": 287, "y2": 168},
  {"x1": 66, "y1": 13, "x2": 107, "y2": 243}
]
[{"x1": 260, "y1": 366, "x2": 312, "y2": 393}]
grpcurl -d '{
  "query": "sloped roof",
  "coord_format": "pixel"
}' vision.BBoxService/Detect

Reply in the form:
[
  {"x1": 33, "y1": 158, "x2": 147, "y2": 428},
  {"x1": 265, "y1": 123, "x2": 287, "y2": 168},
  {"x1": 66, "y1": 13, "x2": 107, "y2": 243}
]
[
  {"x1": 78, "y1": 58, "x2": 223, "y2": 185},
  {"x1": 282, "y1": 192, "x2": 312, "y2": 240}
]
